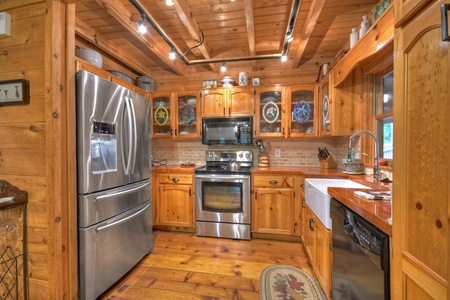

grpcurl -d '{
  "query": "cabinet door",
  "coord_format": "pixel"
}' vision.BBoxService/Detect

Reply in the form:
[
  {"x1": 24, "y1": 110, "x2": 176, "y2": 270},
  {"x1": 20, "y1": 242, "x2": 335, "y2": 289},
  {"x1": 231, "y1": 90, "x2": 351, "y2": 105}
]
[
  {"x1": 255, "y1": 86, "x2": 285, "y2": 137},
  {"x1": 175, "y1": 91, "x2": 200, "y2": 138},
  {"x1": 314, "y1": 216, "x2": 331, "y2": 298},
  {"x1": 304, "y1": 206, "x2": 316, "y2": 263},
  {"x1": 252, "y1": 188, "x2": 294, "y2": 235},
  {"x1": 158, "y1": 184, "x2": 193, "y2": 227},
  {"x1": 393, "y1": 1, "x2": 449, "y2": 299},
  {"x1": 202, "y1": 88, "x2": 227, "y2": 117},
  {"x1": 319, "y1": 80, "x2": 332, "y2": 137},
  {"x1": 151, "y1": 92, "x2": 173, "y2": 138},
  {"x1": 395, "y1": 0, "x2": 431, "y2": 26},
  {"x1": 286, "y1": 85, "x2": 318, "y2": 137},
  {"x1": 228, "y1": 87, "x2": 255, "y2": 116}
]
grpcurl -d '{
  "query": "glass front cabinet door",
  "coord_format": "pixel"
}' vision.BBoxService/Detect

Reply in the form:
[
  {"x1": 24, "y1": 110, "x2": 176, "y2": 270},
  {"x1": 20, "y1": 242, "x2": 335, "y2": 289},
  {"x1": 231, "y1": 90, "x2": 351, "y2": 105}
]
[
  {"x1": 319, "y1": 78, "x2": 331, "y2": 137},
  {"x1": 175, "y1": 91, "x2": 200, "y2": 138},
  {"x1": 286, "y1": 85, "x2": 318, "y2": 137},
  {"x1": 151, "y1": 92, "x2": 172, "y2": 138},
  {"x1": 255, "y1": 86, "x2": 285, "y2": 137}
]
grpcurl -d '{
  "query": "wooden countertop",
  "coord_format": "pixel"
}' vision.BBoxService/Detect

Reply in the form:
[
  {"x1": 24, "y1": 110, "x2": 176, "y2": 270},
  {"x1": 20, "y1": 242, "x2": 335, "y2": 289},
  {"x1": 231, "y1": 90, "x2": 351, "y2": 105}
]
[
  {"x1": 328, "y1": 187, "x2": 392, "y2": 236},
  {"x1": 152, "y1": 165, "x2": 392, "y2": 235},
  {"x1": 152, "y1": 164, "x2": 196, "y2": 173}
]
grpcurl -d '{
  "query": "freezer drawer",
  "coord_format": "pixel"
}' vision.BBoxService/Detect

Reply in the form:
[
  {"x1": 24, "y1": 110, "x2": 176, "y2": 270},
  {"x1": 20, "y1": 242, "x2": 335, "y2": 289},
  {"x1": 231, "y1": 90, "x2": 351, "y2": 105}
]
[
  {"x1": 78, "y1": 179, "x2": 150, "y2": 228},
  {"x1": 78, "y1": 201, "x2": 153, "y2": 300}
]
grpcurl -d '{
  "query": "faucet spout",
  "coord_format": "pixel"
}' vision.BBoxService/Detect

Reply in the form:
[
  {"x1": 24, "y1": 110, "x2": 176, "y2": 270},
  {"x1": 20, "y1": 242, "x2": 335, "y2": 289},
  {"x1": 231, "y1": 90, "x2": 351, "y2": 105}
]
[{"x1": 348, "y1": 130, "x2": 381, "y2": 181}]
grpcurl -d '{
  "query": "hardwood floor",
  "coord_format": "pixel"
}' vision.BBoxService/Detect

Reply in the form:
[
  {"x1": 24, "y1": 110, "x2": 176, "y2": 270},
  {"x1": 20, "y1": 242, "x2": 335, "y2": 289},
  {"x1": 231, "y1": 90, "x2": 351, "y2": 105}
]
[{"x1": 99, "y1": 230, "x2": 313, "y2": 299}]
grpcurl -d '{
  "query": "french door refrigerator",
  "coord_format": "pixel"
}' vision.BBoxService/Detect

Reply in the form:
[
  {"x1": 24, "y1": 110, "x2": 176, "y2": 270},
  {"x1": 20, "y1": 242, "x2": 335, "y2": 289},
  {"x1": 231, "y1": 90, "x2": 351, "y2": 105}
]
[{"x1": 76, "y1": 70, "x2": 153, "y2": 300}]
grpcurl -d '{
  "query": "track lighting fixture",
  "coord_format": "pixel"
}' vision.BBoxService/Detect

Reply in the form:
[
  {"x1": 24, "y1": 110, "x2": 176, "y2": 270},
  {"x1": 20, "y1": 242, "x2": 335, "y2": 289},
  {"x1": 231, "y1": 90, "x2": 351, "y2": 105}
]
[
  {"x1": 286, "y1": 34, "x2": 294, "y2": 43},
  {"x1": 220, "y1": 63, "x2": 227, "y2": 72},
  {"x1": 138, "y1": 19, "x2": 147, "y2": 34},
  {"x1": 165, "y1": 0, "x2": 174, "y2": 6},
  {"x1": 169, "y1": 48, "x2": 176, "y2": 60}
]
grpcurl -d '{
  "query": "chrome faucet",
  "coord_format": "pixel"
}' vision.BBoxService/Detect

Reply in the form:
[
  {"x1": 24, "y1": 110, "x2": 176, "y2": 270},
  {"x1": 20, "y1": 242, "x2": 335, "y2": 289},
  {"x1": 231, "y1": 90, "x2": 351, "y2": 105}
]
[{"x1": 348, "y1": 130, "x2": 381, "y2": 181}]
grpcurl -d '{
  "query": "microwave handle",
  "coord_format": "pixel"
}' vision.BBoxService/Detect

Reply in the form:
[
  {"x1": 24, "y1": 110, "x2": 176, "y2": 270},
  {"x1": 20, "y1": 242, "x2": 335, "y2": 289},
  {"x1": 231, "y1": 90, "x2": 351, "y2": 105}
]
[{"x1": 235, "y1": 125, "x2": 240, "y2": 140}]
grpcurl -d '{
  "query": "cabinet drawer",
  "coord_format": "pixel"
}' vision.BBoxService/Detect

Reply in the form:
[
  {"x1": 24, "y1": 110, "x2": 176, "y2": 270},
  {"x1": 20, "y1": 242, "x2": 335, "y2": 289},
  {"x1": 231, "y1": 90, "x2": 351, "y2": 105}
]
[
  {"x1": 156, "y1": 174, "x2": 193, "y2": 185},
  {"x1": 253, "y1": 175, "x2": 294, "y2": 188}
]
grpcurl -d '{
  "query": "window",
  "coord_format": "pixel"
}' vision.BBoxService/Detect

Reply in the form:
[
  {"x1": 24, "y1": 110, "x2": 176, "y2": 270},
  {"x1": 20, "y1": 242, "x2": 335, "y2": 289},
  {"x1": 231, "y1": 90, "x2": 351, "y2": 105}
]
[{"x1": 374, "y1": 71, "x2": 393, "y2": 159}]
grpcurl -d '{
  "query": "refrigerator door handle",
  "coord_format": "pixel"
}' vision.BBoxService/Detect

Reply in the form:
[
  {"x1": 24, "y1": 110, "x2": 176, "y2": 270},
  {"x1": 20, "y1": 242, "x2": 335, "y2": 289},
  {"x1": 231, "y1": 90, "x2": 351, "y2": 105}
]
[
  {"x1": 128, "y1": 96, "x2": 138, "y2": 174},
  {"x1": 94, "y1": 180, "x2": 150, "y2": 201},
  {"x1": 95, "y1": 202, "x2": 150, "y2": 232},
  {"x1": 124, "y1": 96, "x2": 134, "y2": 175}
]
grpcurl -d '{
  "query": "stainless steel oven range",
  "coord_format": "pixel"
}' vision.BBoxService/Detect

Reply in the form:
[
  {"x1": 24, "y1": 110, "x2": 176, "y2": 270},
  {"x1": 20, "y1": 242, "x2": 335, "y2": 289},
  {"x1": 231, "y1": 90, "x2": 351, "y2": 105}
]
[{"x1": 195, "y1": 150, "x2": 253, "y2": 240}]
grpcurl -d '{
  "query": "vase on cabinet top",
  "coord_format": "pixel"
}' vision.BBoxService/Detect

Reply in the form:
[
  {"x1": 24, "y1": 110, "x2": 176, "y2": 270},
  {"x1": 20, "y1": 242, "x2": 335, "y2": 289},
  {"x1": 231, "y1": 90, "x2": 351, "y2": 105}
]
[{"x1": 359, "y1": 15, "x2": 370, "y2": 37}]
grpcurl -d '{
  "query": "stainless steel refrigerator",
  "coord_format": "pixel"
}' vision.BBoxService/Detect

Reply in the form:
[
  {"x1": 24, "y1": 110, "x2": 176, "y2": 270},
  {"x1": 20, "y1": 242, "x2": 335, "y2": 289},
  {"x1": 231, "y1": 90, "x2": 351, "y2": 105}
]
[{"x1": 76, "y1": 70, "x2": 153, "y2": 300}]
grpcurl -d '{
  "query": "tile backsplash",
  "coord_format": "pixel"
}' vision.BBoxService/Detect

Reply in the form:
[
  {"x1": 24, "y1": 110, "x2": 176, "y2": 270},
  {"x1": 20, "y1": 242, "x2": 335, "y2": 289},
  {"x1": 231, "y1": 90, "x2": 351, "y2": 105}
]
[{"x1": 151, "y1": 137, "x2": 350, "y2": 168}]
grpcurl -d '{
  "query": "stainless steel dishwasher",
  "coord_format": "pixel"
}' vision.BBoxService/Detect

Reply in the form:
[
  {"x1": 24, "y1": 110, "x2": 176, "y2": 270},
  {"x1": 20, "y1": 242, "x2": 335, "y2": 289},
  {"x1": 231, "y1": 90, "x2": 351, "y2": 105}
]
[{"x1": 330, "y1": 198, "x2": 390, "y2": 299}]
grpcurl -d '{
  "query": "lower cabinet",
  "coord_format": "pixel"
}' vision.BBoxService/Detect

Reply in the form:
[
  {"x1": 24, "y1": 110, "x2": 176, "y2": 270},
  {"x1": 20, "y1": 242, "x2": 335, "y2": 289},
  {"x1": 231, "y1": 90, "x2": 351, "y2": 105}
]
[
  {"x1": 154, "y1": 172, "x2": 194, "y2": 228},
  {"x1": 304, "y1": 205, "x2": 332, "y2": 299},
  {"x1": 251, "y1": 174, "x2": 300, "y2": 236}
]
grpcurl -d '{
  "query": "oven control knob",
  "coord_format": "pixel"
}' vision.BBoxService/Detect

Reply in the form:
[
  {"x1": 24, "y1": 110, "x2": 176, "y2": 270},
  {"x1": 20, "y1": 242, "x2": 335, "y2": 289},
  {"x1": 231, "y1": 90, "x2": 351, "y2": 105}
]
[{"x1": 239, "y1": 153, "x2": 243, "y2": 158}]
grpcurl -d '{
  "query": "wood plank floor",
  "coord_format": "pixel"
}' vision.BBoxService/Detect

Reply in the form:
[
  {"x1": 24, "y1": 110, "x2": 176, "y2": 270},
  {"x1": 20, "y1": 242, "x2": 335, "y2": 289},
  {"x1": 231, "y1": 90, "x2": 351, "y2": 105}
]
[{"x1": 99, "y1": 230, "x2": 313, "y2": 299}]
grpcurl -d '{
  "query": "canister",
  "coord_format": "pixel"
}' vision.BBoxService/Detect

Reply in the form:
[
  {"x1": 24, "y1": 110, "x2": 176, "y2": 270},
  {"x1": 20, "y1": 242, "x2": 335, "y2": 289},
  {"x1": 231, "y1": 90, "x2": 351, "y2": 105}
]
[{"x1": 239, "y1": 72, "x2": 248, "y2": 86}]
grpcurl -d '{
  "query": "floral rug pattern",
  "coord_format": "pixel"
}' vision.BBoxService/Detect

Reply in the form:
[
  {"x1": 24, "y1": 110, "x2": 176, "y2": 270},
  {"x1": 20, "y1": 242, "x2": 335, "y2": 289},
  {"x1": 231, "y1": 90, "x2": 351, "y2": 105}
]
[{"x1": 260, "y1": 265, "x2": 326, "y2": 300}]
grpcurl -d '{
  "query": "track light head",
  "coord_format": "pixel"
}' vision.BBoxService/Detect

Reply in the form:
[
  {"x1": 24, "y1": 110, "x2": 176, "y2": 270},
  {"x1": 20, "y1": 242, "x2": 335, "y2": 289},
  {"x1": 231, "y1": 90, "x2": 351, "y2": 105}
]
[
  {"x1": 138, "y1": 20, "x2": 147, "y2": 34},
  {"x1": 220, "y1": 63, "x2": 227, "y2": 72},
  {"x1": 165, "y1": 0, "x2": 174, "y2": 6},
  {"x1": 169, "y1": 48, "x2": 176, "y2": 60}
]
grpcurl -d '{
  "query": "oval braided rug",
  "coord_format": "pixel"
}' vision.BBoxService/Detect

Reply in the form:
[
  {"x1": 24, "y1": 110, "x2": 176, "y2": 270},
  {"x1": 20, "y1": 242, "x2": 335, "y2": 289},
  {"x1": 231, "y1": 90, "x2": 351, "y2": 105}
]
[{"x1": 260, "y1": 265, "x2": 326, "y2": 300}]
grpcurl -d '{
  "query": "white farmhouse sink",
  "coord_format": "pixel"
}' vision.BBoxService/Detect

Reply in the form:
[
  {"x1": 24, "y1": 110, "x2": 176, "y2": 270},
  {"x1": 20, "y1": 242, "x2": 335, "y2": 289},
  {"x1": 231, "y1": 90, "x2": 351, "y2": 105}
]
[{"x1": 305, "y1": 179, "x2": 371, "y2": 230}]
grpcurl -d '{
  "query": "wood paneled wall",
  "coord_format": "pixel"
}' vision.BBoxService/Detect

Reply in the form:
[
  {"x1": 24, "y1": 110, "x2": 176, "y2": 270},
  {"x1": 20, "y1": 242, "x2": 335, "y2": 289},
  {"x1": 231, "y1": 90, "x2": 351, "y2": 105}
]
[{"x1": 0, "y1": 0, "x2": 74, "y2": 299}]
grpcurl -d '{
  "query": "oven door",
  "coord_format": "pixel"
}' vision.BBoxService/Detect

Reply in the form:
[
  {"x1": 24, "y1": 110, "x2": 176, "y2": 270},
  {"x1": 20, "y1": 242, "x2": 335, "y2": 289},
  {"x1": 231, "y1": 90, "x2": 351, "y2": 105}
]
[{"x1": 195, "y1": 173, "x2": 250, "y2": 224}]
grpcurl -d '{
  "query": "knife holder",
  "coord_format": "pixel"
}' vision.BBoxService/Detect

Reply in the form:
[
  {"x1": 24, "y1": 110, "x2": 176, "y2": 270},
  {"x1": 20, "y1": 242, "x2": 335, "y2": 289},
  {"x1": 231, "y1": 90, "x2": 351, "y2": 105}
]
[{"x1": 319, "y1": 155, "x2": 337, "y2": 169}]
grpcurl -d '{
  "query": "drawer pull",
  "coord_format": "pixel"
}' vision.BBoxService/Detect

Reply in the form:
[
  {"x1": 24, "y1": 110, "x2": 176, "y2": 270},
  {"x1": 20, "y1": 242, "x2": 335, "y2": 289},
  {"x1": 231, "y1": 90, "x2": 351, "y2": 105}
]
[
  {"x1": 269, "y1": 180, "x2": 278, "y2": 185},
  {"x1": 172, "y1": 177, "x2": 179, "y2": 182},
  {"x1": 442, "y1": 4, "x2": 450, "y2": 41}
]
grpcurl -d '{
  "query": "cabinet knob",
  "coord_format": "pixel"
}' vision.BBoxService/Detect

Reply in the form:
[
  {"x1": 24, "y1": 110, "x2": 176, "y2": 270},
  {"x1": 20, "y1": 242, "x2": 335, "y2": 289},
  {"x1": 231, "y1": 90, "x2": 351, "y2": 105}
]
[
  {"x1": 300, "y1": 184, "x2": 305, "y2": 188},
  {"x1": 172, "y1": 177, "x2": 179, "y2": 182},
  {"x1": 269, "y1": 180, "x2": 278, "y2": 185}
]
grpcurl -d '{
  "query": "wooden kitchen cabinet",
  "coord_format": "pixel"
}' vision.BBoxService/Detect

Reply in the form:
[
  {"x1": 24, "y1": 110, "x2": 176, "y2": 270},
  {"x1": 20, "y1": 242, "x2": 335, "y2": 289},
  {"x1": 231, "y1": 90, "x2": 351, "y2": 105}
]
[
  {"x1": 304, "y1": 205, "x2": 332, "y2": 299},
  {"x1": 255, "y1": 86, "x2": 286, "y2": 137},
  {"x1": 151, "y1": 91, "x2": 201, "y2": 139},
  {"x1": 285, "y1": 85, "x2": 318, "y2": 137},
  {"x1": 201, "y1": 87, "x2": 255, "y2": 117},
  {"x1": 251, "y1": 174, "x2": 300, "y2": 236},
  {"x1": 155, "y1": 173, "x2": 194, "y2": 228},
  {"x1": 392, "y1": 1, "x2": 449, "y2": 299}
]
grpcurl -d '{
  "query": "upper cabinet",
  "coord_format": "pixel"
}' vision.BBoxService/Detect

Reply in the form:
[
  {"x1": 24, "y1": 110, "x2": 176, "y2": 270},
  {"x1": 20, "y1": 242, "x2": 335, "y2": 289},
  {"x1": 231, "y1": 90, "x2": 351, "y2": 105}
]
[
  {"x1": 286, "y1": 85, "x2": 318, "y2": 137},
  {"x1": 201, "y1": 87, "x2": 255, "y2": 117},
  {"x1": 394, "y1": 0, "x2": 432, "y2": 26},
  {"x1": 255, "y1": 86, "x2": 285, "y2": 137},
  {"x1": 151, "y1": 91, "x2": 201, "y2": 139}
]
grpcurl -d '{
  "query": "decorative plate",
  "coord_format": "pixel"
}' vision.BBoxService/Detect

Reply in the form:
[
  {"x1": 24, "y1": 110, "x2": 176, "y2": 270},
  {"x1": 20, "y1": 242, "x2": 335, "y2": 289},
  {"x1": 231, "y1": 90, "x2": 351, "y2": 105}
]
[
  {"x1": 322, "y1": 95, "x2": 329, "y2": 121},
  {"x1": 262, "y1": 101, "x2": 279, "y2": 123},
  {"x1": 180, "y1": 104, "x2": 195, "y2": 125},
  {"x1": 293, "y1": 100, "x2": 312, "y2": 123},
  {"x1": 154, "y1": 106, "x2": 169, "y2": 126}
]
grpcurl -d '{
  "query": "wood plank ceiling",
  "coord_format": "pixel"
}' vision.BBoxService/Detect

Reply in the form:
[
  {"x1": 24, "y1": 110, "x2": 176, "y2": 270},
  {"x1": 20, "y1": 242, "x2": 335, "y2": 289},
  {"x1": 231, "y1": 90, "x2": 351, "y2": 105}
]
[{"x1": 74, "y1": 0, "x2": 381, "y2": 85}]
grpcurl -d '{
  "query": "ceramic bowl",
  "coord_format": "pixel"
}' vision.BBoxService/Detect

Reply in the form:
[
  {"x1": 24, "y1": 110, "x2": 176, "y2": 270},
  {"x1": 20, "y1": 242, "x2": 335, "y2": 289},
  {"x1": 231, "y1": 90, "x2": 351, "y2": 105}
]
[{"x1": 108, "y1": 70, "x2": 133, "y2": 84}]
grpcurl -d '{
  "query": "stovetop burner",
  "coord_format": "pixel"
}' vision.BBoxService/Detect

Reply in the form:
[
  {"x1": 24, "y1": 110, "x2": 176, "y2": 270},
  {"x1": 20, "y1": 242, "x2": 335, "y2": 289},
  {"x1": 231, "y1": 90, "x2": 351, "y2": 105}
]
[{"x1": 195, "y1": 150, "x2": 253, "y2": 175}]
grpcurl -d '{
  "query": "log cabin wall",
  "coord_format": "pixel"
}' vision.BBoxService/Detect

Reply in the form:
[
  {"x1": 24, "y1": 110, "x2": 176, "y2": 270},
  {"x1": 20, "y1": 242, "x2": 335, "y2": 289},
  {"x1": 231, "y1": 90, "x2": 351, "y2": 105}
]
[{"x1": 0, "y1": 0, "x2": 74, "y2": 299}]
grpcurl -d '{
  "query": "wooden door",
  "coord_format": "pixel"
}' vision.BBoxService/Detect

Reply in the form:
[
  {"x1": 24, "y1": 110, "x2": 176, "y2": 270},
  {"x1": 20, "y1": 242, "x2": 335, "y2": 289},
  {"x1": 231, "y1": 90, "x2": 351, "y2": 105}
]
[
  {"x1": 395, "y1": 0, "x2": 432, "y2": 25},
  {"x1": 201, "y1": 88, "x2": 227, "y2": 117},
  {"x1": 151, "y1": 92, "x2": 173, "y2": 138},
  {"x1": 304, "y1": 206, "x2": 317, "y2": 264},
  {"x1": 314, "y1": 216, "x2": 332, "y2": 299},
  {"x1": 158, "y1": 184, "x2": 193, "y2": 227},
  {"x1": 252, "y1": 188, "x2": 294, "y2": 235},
  {"x1": 174, "y1": 91, "x2": 200, "y2": 138},
  {"x1": 286, "y1": 85, "x2": 318, "y2": 137},
  {"x1": 392, "y1": 1, "x2": 449, "y2": 299},
  {"x1": 255, "y1": 86, "x2": 285, "y2": 137},
  {"x1": 228, "y1": 87, "x2": 255, "y2": 116}
]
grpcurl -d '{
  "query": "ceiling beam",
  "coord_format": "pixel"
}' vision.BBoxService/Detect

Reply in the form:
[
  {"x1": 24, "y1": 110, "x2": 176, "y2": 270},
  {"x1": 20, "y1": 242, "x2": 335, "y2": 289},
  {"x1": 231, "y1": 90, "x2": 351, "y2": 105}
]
[
  {"x1": 95, "y1": 0, "x2": 185, "y2": 76},
  {"x1": 171, "y1": 0, "x2": 217, "y2": 72},
  {"x1": 292, "y1": 0, "x2": 327, "y2": 68},
  {"x1": 75, "y1": 17, "x2": 154, "y2": 76},
  {"x1": 244, "y1": 0, "x2": 257, "y2": 70}
]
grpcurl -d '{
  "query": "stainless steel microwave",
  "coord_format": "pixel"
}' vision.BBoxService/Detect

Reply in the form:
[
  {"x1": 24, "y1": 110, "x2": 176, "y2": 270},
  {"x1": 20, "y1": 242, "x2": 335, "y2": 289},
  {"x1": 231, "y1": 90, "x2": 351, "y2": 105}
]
[{"x1": 202, "y1": 116, "x2": 253, "y2": 145}]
